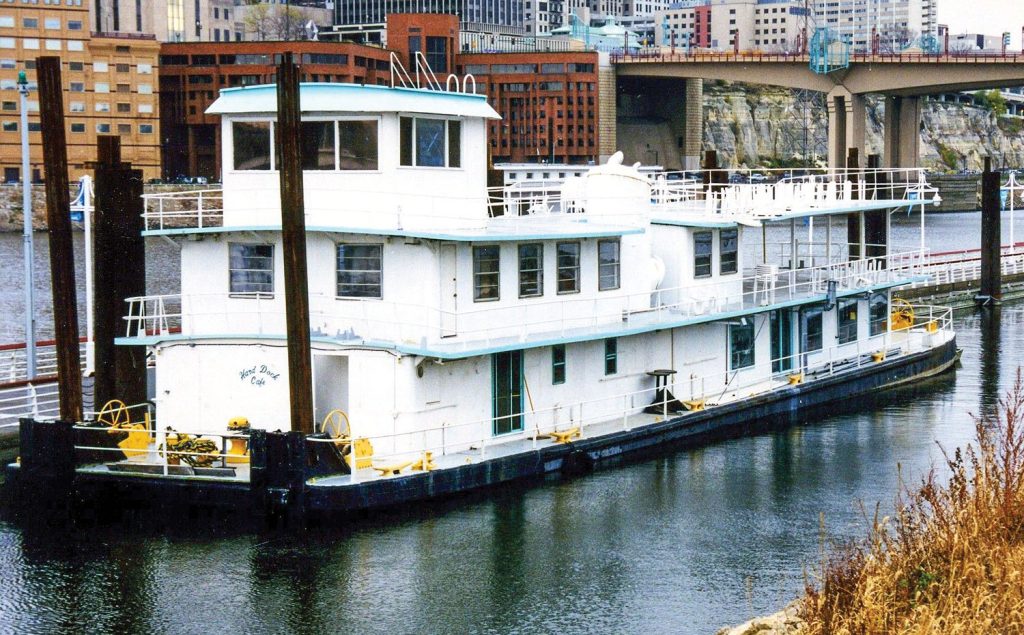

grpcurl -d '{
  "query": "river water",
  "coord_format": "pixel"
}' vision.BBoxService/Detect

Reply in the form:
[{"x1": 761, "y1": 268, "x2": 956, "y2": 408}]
[{"x1": 0, "y1": 212, "x2": 1020, "y2": 633}]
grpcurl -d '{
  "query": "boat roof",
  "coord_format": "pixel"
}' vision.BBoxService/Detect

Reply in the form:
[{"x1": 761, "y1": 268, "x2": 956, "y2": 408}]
[{"x1": 206, "y1": 83, "x2": 502, "y2": 120}]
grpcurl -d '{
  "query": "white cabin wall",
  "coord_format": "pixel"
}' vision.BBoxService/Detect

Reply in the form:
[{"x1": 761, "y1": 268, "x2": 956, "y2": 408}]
[
  {"x1": 221, "y1": 115, "x2": 489, "y2": 232},
  {"x1": 154, "y1": 342, "x2": 290, "y2": 434},
  {"x1": 673, "y1": 323, "x2": 728, "y2": 401}
]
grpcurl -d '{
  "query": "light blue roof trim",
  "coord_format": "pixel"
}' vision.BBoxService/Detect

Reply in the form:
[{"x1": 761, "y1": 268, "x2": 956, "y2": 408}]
[
  {"x1": 762, "y1": 198, "x2": 927, "y2": 221},
  {"x1": 206, "y1": 82, "x2": 501, "y2": 120},
  {"x1": 117, "y1": 276, "x2": 920, "y2": 359},
  {"x1": 651, "y1": 218, "x2": 739, "y2": 229},
  {"x1": 142, "y1": 223, "x2": 645, "y2": 241}
]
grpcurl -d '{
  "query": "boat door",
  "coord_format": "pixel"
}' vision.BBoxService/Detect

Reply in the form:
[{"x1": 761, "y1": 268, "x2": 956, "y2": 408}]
[
  {"x1": 440, "y1": 244, "x2": 457, "y2": 337},
  {"x1": 492, "y1": 351, "x2": 524, "y2": 435},
  {"x1": 313, "y1": 354, "x2": 349, "y2": 429},
  {"x1": 771, "y1": 310, "x2": 794, "y2": 373}
]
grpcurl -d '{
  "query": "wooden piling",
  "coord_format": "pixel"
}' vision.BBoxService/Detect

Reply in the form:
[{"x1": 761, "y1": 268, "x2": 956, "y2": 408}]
[
  {"x1": 37, "y1": 56, "x2": 82, "y2": 422},
  {"x1": 864, "y1": 154, "x2": 888, "y2": 263},
  {"x1": 978, "y1": 157, "x2": 1002, "y2": 305},
  {"x1": 276, "y1": 53, "x2": 314, "y2": 435},
  {"x1": 92, "y1": 136, "x2": 147, "y2": 409}
]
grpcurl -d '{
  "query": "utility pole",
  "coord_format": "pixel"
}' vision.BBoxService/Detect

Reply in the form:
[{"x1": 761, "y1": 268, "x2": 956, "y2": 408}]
[{"x1": 17, "y1": 70, "x2": 35, "y2": 379}]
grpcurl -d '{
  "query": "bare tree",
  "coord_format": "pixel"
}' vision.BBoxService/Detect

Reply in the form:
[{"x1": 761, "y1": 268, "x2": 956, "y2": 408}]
[
  {"x1": 242, "y1": 3, "x2": 313, "y2": 41},
  {"x1": 877, "y1": 26, "x2": 918, "y2": 54}
]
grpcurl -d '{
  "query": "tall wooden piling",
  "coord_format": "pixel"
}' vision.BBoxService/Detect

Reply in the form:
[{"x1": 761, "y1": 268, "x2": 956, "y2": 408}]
[
  {"x1": 37, "y1": 56, "x2": 82, "y2": 422},
  {"x1": 93, "y1": 136, "x2": 147, "y2": 409},
  {"x1": 276, "y1": 53, "x2": 314, "y2": 435},
  {"x1": 864, "y1": 154, "x2": 888, "y2": 263},
  {"x1": 978, "y1": 157, "x2": 1002, "y2": 305}
]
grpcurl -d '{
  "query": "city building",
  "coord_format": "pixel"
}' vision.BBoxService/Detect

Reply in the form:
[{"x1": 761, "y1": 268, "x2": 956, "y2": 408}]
[
  {"x1": 335, "y1": 0, "x2": 527, "y2": 34},
  {"x1": 158, "y1": 40, "x2": 392, "y2": 178},
  {"x1": 810, "y1": 0, "x2": 937, "y2": 52},
  {"x1": 0, "y1": 2, "x2": 161, "y2": 183},
  {"x1": 655, "y1": 0, "x2": 808, "y2": 53}
]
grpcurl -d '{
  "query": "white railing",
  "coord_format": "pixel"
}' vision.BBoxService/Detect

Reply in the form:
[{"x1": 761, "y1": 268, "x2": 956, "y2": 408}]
[
  {"x1": 0, "y1": 340, "x2": 89, "y2": 385},
  {"x1": 122, "y1": 252, "x2": 926, "y2": 350},
  {"x1": 141, "y1": 189, "x2": 224, "y2": 232},
  {"x1": 893, "y1": 247, "x2": 1024, "y2": 289},
  {"x1": 0, "y1": 382, "x2": 59, "y2": 431}
]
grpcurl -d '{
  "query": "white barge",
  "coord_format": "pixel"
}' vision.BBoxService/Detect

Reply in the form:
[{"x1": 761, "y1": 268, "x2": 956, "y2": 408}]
[{"x1": 7, "y1": 79, "x2": 957, "y2": 522}]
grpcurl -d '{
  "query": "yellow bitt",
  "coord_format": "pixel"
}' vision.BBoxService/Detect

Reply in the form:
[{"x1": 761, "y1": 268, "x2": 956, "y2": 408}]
[{"x1": 226, "y1": 416, "x2": 250, "y2": 464}]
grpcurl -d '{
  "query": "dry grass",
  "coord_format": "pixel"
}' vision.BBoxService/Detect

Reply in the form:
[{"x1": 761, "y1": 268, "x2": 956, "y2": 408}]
[{"x1": 801, "y1": 370, "x2": 1024, "y2": 634}]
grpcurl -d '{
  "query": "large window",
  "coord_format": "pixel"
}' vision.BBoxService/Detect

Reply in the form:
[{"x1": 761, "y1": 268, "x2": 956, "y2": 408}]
[
  {"x1": 233, "y1": 121, "x2": 271, "y2": 170},
  {"x1": 473, "y1": 245, "x2": 500, "y2": 302},
  {"x1": 552, "y1": 344, "x2": 566, "y2": 385},
  {"x1": 336, "y1": 244, "x2": 382, "y2": 299},
  {"x1": 229, "y1": 244, "x2": 273, "y2": 295},
  {"x1": 720, "y1": 228, "x2": 738, "y2": 274},
  {"x1": 300, "y1": 121, "x2": 334, "y2": 170},
  {"x1": 598, "y1": 239, "x2": 620, "y2": 291},
  {"x1": 804, "y1": 307, "x2": 823, "y2": 352},
  {"x1": 556, "y1": 241, "x2": 580, "y2": 294},
  {"x1": 694, "y1": 231, "x2": 713, "y2": 278},
  {"x1": 604, "y1": 338, "x2": 618, "y2": 375},
  {"x1": 838, "y1": 298, "x2": 859, "y2": 344},
  {"x1": 729, "y1": 322, "x2": 756, "y2": 370},
  {"x1": 426, "y1": 36, "x2": 448, "y2": 73},
  {"x1": 400, "y1": 116, "x2": 461, "y2": 168},
  {"x1": 518, "y1": 243, "x2": 543, "y2": 298},
  {"x1": 869, "y1": 293, "x2": 888, "y2": 336}
]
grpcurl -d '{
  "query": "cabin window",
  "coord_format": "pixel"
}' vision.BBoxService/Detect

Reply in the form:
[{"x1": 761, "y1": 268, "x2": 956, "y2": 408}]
[
  {"x1": 473, "y1": 245, "x2": 500, "y2": 302},
  {"x1": 720, "y1": 228, "x2": 738, "y2": 274},
  {"x1": 869, "y1": 293, "x2": 888, "y2": 336},
  {"x1": 604, "y1": 338, "x2": 618, "y2": 375},
  {"x1": 694, "y1": 231, "x2": 713, "y2": 278},
  {"x1": 556, "y1": 241, "x2": 580, "y2": 294},
  {"x1": 552, "y1": 344, "x2": 566, "y2": 384},
  {"x1": 518, "y1": 243, "x2": 543, "y2": 298},
  {"x1": 336, "y1": 244, "x2": 382, "y2": 299},
  {"x1": 804, "y1": 307, "x2": 823, "y2": 352},
  {"x1": 598, "y1": 239, "x2": 620, "y2": 291},
  {"x1": 400, "y1": 116, "x2": 461, "y2": 168},
  {"x1": 232, "y1": 121, "x2": 271, "y2": 170},
  {"x1": 300, "y1": 121, "x2": 334, "y2": 170},
  {"x1": 228, "y1": 243, "x2": 274, "y2": 296},
  {"x1": 838, "y1": 298, "x2": 858, "y2": 344},
  {"x1": 338, "y1": 120, "x2": 378, "y2": 170},
  {"x1": 729, "y1": 322, "x2": 755, "y2": 370}
]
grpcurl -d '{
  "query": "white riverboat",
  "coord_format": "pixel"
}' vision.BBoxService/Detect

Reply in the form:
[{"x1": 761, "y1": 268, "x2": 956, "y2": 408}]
[{"x1": 57, "y1": 76, "x2": 957, "y2": 510}]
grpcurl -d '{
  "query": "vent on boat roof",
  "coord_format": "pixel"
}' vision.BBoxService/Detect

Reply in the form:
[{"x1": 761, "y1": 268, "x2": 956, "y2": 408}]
[{"x1": 389, "y1": 51, "x2": 478, "y2": 95}]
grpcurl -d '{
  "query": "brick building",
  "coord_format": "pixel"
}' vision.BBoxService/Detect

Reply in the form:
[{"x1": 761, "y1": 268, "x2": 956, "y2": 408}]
[
  {"x1": 159, "y1": 40, "x2": 392, "y2": 178},
  {"x1": 0, "y1": 2, "x2": 161, "y2": 182}
]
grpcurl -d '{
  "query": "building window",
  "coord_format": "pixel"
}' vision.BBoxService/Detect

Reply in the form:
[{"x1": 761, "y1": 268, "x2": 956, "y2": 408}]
[
  {"x1": 94, "y1": 82, "x2": 109, "y2": 93},
  {"x1": 44, "y1": 17, "x2": 59, "y2": 29},
  {"x1": 0, "y1": 100, "x2": 13, "y2": 110},
  {"x1": 399, "y1": 116, "x2": 460, "y2": 168},
  {"x1": 336, "y1": 243, "x2": 382, "y2": 299},
  {"x1": 229, "y1": 243, "x2": 274, "y2": 296},
  {"x1": 556, "y1": 241, "x2": 580, "y2": 294},
  {"x1": 116, "y1": 123, "x2": 130, "y2": 134},
  {"x1": 139, "y1": 124, "x2": 153, "y2": 134},
  {"x1": 838, "y1": 298, "x2": 858, "y2": 344},
  {"x1": 804, "y1": 307, "x2": 823, "y2": 352},
  {"x1": 95, "y1": 102, "x2": 109, "y2": 112},
  {"x1": 518, "y1": 243, "x2": 543, "y2": 298},
  {"x1": 137, "y1": 63, "x2": 152, "y2": 74},
  {"x1": 2, "y1": 121, "x2": 15, "y2": 132},
  {"x1": 117, "y1": 102, "x2": 130, "y2": 113},
  {"x1": 694, "y1": 231, "x2": 713, "y2": 278},
  {"x1": 729, "y1": 322, "x2": 755, "y2": 370},
  {"x1": 473, "y1": 245, "x2": 500, "y2": 302},
  {"x1": 604, "y1": 338, "x2": 618, "y2": 375},
  {"x1": 425, "y1": 35, "x2": 448, "y2": 73},
  {"x1": 233, "y1": 121, "x2": 271, "y2": 170},
  {"x1": 95, "y1": 123, "x2": 110, "y2": 133},
  {"x1": 552, "y1": 344, "x2": 566, "y2": 385},
  {"x1": 720, "y1": 228, "x2": 738, "y2": 274},
  {"x1": 597, "y1": 239, "x2": 620, "y2": 291},
  {"x1": 70, "y1": 122, "x2": 84, "y2": 133},
  {"x1": 869, "y1": 293, "x2": 888, "y2": 336}
]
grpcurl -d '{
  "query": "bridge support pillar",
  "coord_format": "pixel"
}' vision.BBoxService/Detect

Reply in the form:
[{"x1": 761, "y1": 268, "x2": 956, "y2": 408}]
[
  {"x1": 827, "y1": 88, "x2": 865, "y2": 170},
  {"x1": 683, "y1": 78, "x2": 703, "y2": 170},
  {"x1": 883, "y1": 95, "x2": 921, "y2": 168}
]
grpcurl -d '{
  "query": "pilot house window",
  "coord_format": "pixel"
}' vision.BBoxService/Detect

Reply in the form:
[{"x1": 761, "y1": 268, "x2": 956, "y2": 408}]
[
  {"x1": 400, "y1": 116, "x2": 461, "y2": 168},
  {"x1": 720, "y1": 229, "x2": 738, "y2": 274},
  {"x1": 229, "y1": 243, "x2": 274, "y2": 296},
  {"x1": 473, "y1": 245, "x2": 500, "y2": 302},
  {"x1": 300, "y1": 120, "x2": 379, "y2": 171},
  {"x1": 232, "y1": 121, "x2": 271, "y2": 170},
  {"x1": 694, "y1": 231, "x2": 713, "y2": 278}
]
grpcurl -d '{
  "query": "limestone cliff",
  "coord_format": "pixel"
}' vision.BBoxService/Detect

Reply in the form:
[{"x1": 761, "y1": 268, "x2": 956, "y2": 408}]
[{"x1": 702, "y1": 82, "x2": 1024, "y2": 171}]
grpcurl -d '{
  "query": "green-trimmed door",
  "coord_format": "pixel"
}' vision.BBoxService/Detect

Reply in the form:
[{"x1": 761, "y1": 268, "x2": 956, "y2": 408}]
[
  {"x1": 492, "y1": 351, "x2": 524, "y2": 435},
  {"x1": 771, "y1": 310, "x2": 794, "y2": 373}
]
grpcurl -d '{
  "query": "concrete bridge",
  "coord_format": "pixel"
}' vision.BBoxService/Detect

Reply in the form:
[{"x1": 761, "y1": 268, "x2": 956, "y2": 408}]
[{"x1": 613, "y1": 51, "x2": 1024, "y2": 169}]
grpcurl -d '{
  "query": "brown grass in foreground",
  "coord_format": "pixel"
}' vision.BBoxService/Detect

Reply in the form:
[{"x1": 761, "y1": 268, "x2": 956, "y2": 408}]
[{"x1": 802, "y1": 370, "x2": 1024, "y2": 634}]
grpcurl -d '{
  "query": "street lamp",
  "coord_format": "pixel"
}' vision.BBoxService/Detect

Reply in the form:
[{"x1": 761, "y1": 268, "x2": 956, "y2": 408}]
[{"x1": 18, "y1": 69, "x2": 35, "y2": 380}]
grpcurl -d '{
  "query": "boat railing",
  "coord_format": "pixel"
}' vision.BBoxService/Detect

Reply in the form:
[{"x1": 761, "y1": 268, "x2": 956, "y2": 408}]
[
  {"x1": 0, "y1": 339, "x2": 89, "y2": 385},
  {"x1": 141, "y1": 189, "x2": 224, "y2": 232},
  {"x1": 121, "y1": 252, "x2": 930, "y2": 350},
  {"x1": 299, "y1": 306, "x2": 954, "y2": 471}
]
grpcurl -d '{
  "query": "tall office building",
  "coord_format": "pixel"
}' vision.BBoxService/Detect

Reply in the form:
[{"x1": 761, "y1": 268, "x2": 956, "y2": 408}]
[
  {"x1": 811, "y1": 0, "x2": 937, "y2": 52},
  {"x1": 335, "y1": 0, "x2": 526, "y2": 33},
  {"x1": 0, "y1": 1, "x2": 161, "y2": 182}
]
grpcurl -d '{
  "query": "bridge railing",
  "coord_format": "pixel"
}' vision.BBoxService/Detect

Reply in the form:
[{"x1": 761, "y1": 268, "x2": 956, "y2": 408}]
[{"x1": 613, "y1": 50, "x2": 1024, "y2": 64}]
